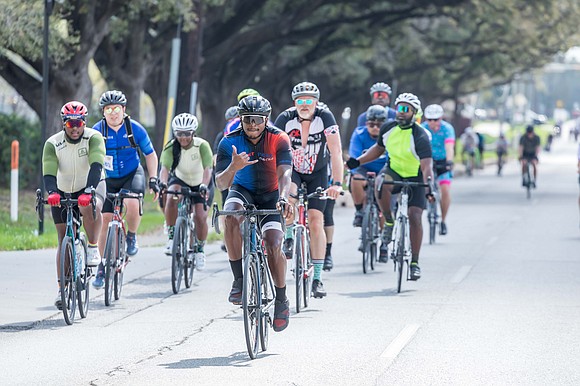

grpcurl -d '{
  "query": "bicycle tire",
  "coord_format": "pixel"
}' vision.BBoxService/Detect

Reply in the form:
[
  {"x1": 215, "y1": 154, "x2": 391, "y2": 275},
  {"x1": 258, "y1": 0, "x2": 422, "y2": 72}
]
[
  {"x1": 104, "y1": 224, "x2": 117, "y2": 306},
  {"x1": 171, "y1": 218, "x2": 186, "y2": 294},
  {"x1": 361, "y1": 206, "x2": 371, "y2": 274},
  {"x1": 396, "y1": 218, "x2": 406, "y2": 294},
  {"x1": 114, "y1": 227, "x2": 125, "y2": 301},
  {"x1": 184, "y1": 220, "x2": 195, "y2": 289},
  {"x1": 60, "y1": 236, "x2": 76, "y2": 325},
  {"x1": 243, "y1": 253, "x2": 261, "y2": 359},
  {"x1": 77, "y1": 233, "x2": 90, "y2": 318},
  {"x1": 294, "y1": 227, "x2": 303, "y2": 313},
  {"x1": 303, "y1": 230, "x2": 313, "y2": 309},
  {"x1": 526, "y1": 164, "x2": 532, "y2": 200},
  {"x1": 369, "y1": 206, "x2": 378, "y2": 271},
  {"x1": 259, "y1": 257, "x2": 270, "y2": 352},
  {"x1": 428, "y1": 202, "x2": 437, "y2": 245}
]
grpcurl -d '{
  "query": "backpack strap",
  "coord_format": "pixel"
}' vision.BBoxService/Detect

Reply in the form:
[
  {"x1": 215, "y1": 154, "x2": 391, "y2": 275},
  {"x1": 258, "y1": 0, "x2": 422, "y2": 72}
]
[{"x1": 124, "y1": 115, "x2": 138, "y2": 149}]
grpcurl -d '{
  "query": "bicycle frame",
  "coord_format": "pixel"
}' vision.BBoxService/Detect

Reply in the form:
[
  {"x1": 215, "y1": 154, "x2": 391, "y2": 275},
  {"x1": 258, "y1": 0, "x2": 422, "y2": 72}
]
[{"x1": 352, "y1": 172, "x2": 381, "y2": 273}]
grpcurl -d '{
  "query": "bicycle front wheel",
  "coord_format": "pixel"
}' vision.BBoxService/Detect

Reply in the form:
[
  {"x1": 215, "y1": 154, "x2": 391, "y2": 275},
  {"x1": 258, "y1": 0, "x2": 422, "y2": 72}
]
[
  {"x1": 104, "y1": 224, "x2": 118, "y2": 306},
  {"x1": 293, "y1": 227, "x2": 303, "y2": 313},
  {"x1": 77, "y1": 233, "x2": 90, "y2": 318},
  {"x1": 361, "y1": 206, "x2": 371, "y2": 274},
  {"x1": 171, "y1": 218, "x2": 186, "y2": 294},
  {"x1": 114, "y1": 228, "x2": 126, "y2": 301},
  {"x1": 243, "y1": 253, "x2": 261, "y2": 359},
  {"x1": 184, "y1": 221, "x2": 195, "y2": 289},
  {"x1": 259, "y1": 257, "x2": 271, "y2": 352},
  {"x1": 303, "y1": 231, "x2": 313, "y2": 309},
  {"x1": 369, "y1": 206, "x2": 378, "y2": 271},
  {"x1": 428, "y1": 203, "x2": 437, "y2": 245},
  {"x1": 396, "y1": 218, "x2": 406, "y2": 294},
  {"x1": 60, "y1": 236, "x2": 77, "y2": 325}
]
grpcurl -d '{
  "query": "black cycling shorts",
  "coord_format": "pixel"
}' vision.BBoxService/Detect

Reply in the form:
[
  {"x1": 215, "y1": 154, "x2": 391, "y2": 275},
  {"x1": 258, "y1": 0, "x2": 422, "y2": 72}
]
[
  {"x1": 291, "y1": 168, "x2": 328, "y2": 213},
  {"x1": 224, "y1": 185, "x2": 282, "y2": 233},
  {"x1": 378, "y1": 166, "x2": 426, "y2": 210},
  {"x1": 51, "y1": 180, "x2": 106, "y2": 224},
  {"x1": 167, "y1": 176, "x2": 208, "y2": 205},
  {"x1": 103, "y1": 165, "x2": 145, "y2": 213}
]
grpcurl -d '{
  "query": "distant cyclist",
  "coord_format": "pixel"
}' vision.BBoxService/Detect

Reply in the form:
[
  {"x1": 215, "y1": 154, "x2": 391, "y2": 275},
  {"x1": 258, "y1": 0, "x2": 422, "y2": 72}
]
[
  {"x1": 519, "y1": 125, "x2": 541, "y2": 188},
  {"x1": 357, "y1": 82, "x2": 396, "y2": 127},
  {"x1": 346, "y1": 93, "x2": 434, "y2": 280},
  {"x1": 422, "y1": 104, "x2": 455, "y2": 236},
  {"x1": 459, "y1": 127, "x2": 479, "y2": 171},
  {"x1": 496, "y1": 133, "x2": 508, "y2": 175},
  {"x1": 160, "y1": 113, "x2": 213, "y2": 270},
  {"x1": 43, "y1": 101, "x2": 106, "y2": 309}
]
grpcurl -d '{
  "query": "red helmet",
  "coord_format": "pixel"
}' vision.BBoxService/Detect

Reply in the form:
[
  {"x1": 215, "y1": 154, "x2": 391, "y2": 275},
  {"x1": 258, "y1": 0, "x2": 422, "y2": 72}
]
[{"x1": 60, "y1": 101, "x2": 88, "y2": 121}]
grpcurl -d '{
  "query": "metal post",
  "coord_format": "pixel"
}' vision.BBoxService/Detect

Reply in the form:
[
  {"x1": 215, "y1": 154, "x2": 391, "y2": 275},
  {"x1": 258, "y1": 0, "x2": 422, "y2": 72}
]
[{"x1": 163, "y1": 20, "x2": 182, "y2": 145}]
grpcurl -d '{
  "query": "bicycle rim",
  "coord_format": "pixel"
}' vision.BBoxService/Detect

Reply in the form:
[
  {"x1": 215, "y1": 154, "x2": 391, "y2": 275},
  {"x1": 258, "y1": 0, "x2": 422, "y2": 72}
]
[
  {"x1": 361, "y1": 208, "x2": 371, "y2": 274},
  {"x1": 184, "y1": 225, "x2": 195, "y2": 289},
  {"x1": 243, "y1": 254, "x2": 261, "y2": 359},
  {"x1": 397, "y1": 219, "x2": 405, "y2": 293},
  {"x1": 369, "y1": 208, "x2": 378, "y2": 271},
  {"x1": 303, "y1": 232, "x2": 313, "y2": 308},
  {"x1": 171, "y1": 219, "x2": 185, "y2": 294},
  {"x1": 294, "y1": 228, "x2": 303, "y2": 313},
  {"x1": 104, "y1": 225, "x2": 117, "y2": 306},
  {"x1": 77, "y1": 234, "x2": 89, "y2": 318},
  {"x1": 114, "y1": 228, "x2": 125, "y2": 301},
  {"x1": 260, "y1": 258, "x2": 270, "y2": 352},
  {"x1": 60, "y1": 236, "x2": 76, "y2": 325}
]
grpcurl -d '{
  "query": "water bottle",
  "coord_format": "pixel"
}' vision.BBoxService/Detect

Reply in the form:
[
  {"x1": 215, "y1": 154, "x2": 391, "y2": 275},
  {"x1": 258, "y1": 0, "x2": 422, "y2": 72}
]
[{"x1": 75, "y1": 239, "x2": 85, "y2": 267}]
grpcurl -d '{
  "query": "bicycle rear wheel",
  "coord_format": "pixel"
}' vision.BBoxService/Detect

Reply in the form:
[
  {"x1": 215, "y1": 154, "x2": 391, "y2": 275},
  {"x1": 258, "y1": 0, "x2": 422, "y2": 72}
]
[
  {"x1": 303, "y1": 231, "x2": 313, "y2": 309},
  {"x1": 243, "y1": 253, "x2": 261, "y2": 359},
  {"x1": 361, "y1": 206, "x2": 371, "y2": 274},
  {"x1": 184, "y1": 221, "x2": 195, "y2": 289},
  {"x1": 293, "y1": 227, "x2": 303, "y2": 313},
  {"x1": 77, "y1": 234, "x2": 90, "y2": 318},
  {"x1": 171, "y1": 218, "x2": 186, "y2": 294},
  {"x1": 104, "y1": 224, "x2": 118, "y2": 306},
  {"x1": 114, "y1": 228, "x2": 126, "y2": 301},
  {"x1": 396, "y1": 218, "x2": 406, "y2": 294},
  {"x1": 60, "y1": 236, "x2": 77, "y2": 325}
]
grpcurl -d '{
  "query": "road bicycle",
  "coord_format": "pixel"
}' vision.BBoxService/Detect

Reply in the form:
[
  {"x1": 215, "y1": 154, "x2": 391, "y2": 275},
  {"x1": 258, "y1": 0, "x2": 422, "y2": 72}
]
[
  {"x1": 166, "y1": 186, "x2": 207, "y2": 294},
  {"x1": 351, "y1": 172, "x2": 381, "y2": 274},
  {"x1": 521, "y1": 158, "x2": 535, "y2": 199},
  {"x1": 426, "y1": 177, "x2": 440, "y2": 245},
  {"x1": 212, "y1": 203, "x2": 281, "y2": 359},
  {"x1": 463, "y1": 150, "x2": 475, "y2": 177},
  {"x1": 103, "y1": 189, "x2": 143, "y2": 306},
  {"x1": 382, "y1": 179, "x2": 429, "y2": 293},
  {"x1": 36, "y1": 188, "x2": 95, "y2": 325}
]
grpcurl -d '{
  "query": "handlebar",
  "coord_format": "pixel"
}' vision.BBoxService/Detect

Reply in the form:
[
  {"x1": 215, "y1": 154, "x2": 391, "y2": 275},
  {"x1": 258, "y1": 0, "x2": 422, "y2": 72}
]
[
  {"x1": 165, "y1": 186, "x2": 208, "y2": 211},
  {"x1": 35, "y1": 188, "x2": 98, "y2": 221},
  {"x1": 211, "y1": 203, "x2": 283, "y2": 235},
  {"x1": 290, "y1": 186, "x2": 345, "y2": 201},
  {"x1": 107, "y1": 189, "x2": 143, "y2": 216}
]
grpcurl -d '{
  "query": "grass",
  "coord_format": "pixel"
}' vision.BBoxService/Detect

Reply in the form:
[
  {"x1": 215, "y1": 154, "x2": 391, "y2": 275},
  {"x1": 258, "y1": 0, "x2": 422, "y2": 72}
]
[{"x1": 0, "y1": 188, "x2": 223, "y2": 251}]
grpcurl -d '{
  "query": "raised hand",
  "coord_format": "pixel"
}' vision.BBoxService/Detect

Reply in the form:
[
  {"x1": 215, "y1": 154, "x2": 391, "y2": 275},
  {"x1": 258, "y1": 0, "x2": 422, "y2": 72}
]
[{"x1": 231, "y1": 145, "x2": 258, "y2": 171}]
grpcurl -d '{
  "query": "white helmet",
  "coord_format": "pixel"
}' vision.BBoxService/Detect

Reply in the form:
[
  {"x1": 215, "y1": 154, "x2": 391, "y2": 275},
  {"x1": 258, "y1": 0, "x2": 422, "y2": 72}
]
[
  {"x1": 424, "y1": 104, "x2": 444, "y2": 120},
  {"x1": 394, "y1": 93, "x2": 421, "y2": 111},
  {"x1": 172, "y1": 113, "x2": 198, "y2": 134},
  {"x1": 292, "y1": 82, "x2": 320, "y2": 100}
]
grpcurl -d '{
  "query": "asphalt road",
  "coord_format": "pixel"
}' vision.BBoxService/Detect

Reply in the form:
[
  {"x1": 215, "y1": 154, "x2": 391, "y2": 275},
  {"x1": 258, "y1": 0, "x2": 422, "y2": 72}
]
[{"x1": 1, "y1": 130, "x2": 579, "y2": 385}]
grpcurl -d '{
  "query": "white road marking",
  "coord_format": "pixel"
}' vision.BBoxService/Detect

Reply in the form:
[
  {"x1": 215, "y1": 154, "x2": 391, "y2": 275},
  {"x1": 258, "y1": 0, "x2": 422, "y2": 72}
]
[
  {"x1": 451, "y1": 265, "x2": 473, "y2": 284},
  {"x1": 380, "y1": 324, "x2": 420, "y2": 360}
]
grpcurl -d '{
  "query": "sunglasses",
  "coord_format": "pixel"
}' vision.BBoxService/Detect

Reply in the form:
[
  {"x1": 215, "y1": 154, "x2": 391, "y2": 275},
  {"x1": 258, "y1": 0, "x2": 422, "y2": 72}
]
[
  {"x1": 372, "y1": 91, "x2": 389, "y2": 99},
  {"x1": 175, "y1": 131, "x2": 194, "y2": 138},
  {"x1": 241, "y1": 115, "x2": 266, "y2": 125},
  {"x1": 296, "y1": 99, "x2": 314, "y2": 105},
  {"x1": 427, "y1": 118, "x2": 440, "y2": 122},
  {"x1": 64, "y1": 119, "x2": 85, "y2": 129},
  {"x1": 104, "y1": 106, "x2": 123, "y2": 115},
  {"x1": 396, "y1": 105, "x2": 411, "y2": 113},
  {"x1": 367, "y1": 121, "x2": 383, "y2": 128}
]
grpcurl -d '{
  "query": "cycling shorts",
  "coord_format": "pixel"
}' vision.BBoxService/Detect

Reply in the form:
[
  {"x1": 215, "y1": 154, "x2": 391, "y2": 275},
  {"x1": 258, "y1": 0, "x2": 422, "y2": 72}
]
[
  {"x1": 103, "y1": 165, "x2": 145, "y2": 213},
  {"x1": 51, "y1": 180, "x2": 106, "y2": 225},
  {"x1": 378, "y1": 166, "x2": 426, "y2": 210},
  {"x1": 522, "y1": 152, "x2": 538, "y2": 162},
  {"x1": 224, "y1": 185, "x2": 282, "y2": 233},
  {"x1": 291, "y1": 168, "x2": 328, "y2": 213},
  {"x1": 323, "y1": 197, "x2": 335, "y2": 226},
  {"x1": 167, "y1": 176, "x2": 209, "y2": 205}
]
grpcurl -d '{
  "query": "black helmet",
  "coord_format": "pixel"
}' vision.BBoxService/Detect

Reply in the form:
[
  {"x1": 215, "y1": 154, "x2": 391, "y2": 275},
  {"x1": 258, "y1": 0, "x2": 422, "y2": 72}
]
[
  {"x1": 238, "y1": 95, "x2": 272, "y2": 117},
  {"x1": 366, "y1": 105, "x2": 388, "y2": 121},
  {"x1": 99, "y1": 90, "x2": 127, "y2": 108}
]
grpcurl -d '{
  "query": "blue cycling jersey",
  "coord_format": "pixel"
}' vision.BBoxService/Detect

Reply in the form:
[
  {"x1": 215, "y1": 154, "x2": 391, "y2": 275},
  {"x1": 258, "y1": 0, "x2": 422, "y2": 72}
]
[
  {"x1": 421, "y1": 120, "x2": 456, "y2": 161},
  {"x1": 93, "y1": 118, "x2": 155, "y2": 179},
  {"x1": 349, "y1": 126, "x2": 387, "y2": 174},
  {"x1": 357, "y1": 107, "x2": 396, "y2": 127}
]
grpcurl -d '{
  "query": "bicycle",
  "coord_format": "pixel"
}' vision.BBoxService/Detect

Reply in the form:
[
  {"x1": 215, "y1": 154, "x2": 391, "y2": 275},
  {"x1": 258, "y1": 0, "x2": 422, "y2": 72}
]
[
  {"x1": 351, "y1": 173, "x2": 381, "y2": 274},
  {"x1": 103, "y1": 189, "x2": 143, "y2": 306},
  {"x1": 521, "y1": 158, "x2": 535, "y2": 199},
  {"x1": 426, "y1": 180, "x2": 440, "y2": 245},
  {"x1": 381, "y1": 179, "x2": 429, "y2": 293},
  {"x1": 165, "y1": 186, "x2": 207, "y2": 295},
  {"x1": 36, "y1": 188, "x2": 95, "y2": 325},
  {"x1": 212, "y1": 203, "x2": 281, "y2": 359}
]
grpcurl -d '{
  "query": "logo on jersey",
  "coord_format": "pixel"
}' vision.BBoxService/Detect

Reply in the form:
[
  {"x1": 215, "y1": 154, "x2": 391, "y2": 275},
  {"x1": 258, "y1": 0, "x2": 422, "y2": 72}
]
[{"x1": 78, "y1": 147, "x2": 88, "y2": 157}]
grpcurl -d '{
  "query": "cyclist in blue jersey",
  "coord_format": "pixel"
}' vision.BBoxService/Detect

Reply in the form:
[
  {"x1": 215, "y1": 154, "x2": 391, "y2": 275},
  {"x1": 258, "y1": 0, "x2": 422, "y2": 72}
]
[
  {"x1": 422, "y1": 104, "x2": 455, "y2": 235},
  {"x1": 216, "y1": 95, "x2": 294, "y2": 332},
  {"x1": 357, "y1": 82, "x2": 397, "y2": 127},
  {"x1": 92, "y1": 90, "x2": 159, "y2": 289},
  {"x1": 349, "y1": 105, "x2": 389, "y2": 228}
]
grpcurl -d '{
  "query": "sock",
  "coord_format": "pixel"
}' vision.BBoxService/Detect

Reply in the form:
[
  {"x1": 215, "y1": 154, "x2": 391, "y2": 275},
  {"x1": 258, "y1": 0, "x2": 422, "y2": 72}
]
[
  {"x1": 197, "y1": 240, "x2": 205, "y2": 252},
  {"x1": 167, "y1": 225, "x2": 174, "y2": 239},
  {"x1": 385, "y1": 219, "x2": 394, "y2": 226},
  {"x1": 411, "y1": 254, "x2": 419, "y2": 264},
  {"x1": 230, "y1": 259, "x2": 243, "y2": 280},
  {"x1": 88, "y1": 242, "x2": 98, "y2": 248},
  {"x1": 275, "y1": 286, "x2": 286, "y2": 301},
  {"x1": 325, "y1": 243, "x2": 332, "y2": 257},
  {"x1": 313, "y1": 259, "x2": 324, "y2": 281},
  {"x1": 127, "y1": 231, "x2": 136, "y2": 239},
  {"x1": 285, "y1": 224, "x2": 294, "y2": 239},
  {"x1": 355, "y1": 204, "x2": 363, "y2": 211}
]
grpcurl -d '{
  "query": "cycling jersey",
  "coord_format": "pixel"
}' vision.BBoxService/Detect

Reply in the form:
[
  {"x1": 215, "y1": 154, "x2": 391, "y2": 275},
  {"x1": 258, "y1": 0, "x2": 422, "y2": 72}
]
[
  {"x1": 93, "y1": 118, "x2": 155, "y2": 179},
  {"x1": 357, "y1": 107, "x2": 396, "y2": 127},
  {"x1": 274, "y1": 107, "x2": 339, "y2": 175},
  {"x1": 216, "y1": 126, "x2": 292, "y2": 195},
  {"x1": 519, "y1": 134, "x2": 540, "y2": 156},
  {"x1": 422, "y1": 120, "x2": 455, "y2": 161},
  {"x1": 349, "y1": 125, "x2": 387, "y2": 174},
  {"x1": 377, "y1": 121, "x2": 432, "y2": 178},
  {"x1": 42, "y1": 128, "x2": 106, "y2": 193},
  {"x1": 223, "y1": 117, "x2": 241, "y2": 136},
  {"x1": 160, "y1": 138, "x2": 213, "y2": 187}
]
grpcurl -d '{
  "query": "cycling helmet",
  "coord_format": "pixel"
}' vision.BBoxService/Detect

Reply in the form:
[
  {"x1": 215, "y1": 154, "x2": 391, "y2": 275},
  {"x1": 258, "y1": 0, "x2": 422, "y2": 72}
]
[
  {"x1": 224, "y1": 106, "x2": 239, "y2": 121},
  {"x1": 424, "y1": 104, "x2": 444, "y2": 120},
  {"x1": 172, "y1": 113, "x2": 198, "y2": 133},
  {"x1": 526, "y1": 125, "x2": 534, "y2": 133},
  {"x1": 394, "y1": 92, "x2": 421, "y2": 111},
  {"x1": 291, "y1": 82, "x2": 320, "y2": 100},
  {"x1": 237, "y1": 88, "x2": 260, "y2": 102},
  {"x1": 60, "y1": 101, "x2": 88, "y2": 121},
  {"x1": 238, "y1": 95, "x2": 272, "y2": 116},
  {"x1": 99, "y1": 90, "x2": 127, "y2": 108},
  {"x1": 366, "y1": 105, "x2": 388, "y2": 121},
  {"x1": 369, "y1": 82, "x2": 392, "y2": 96},
  {"x1": 317, "y1": 101, "x2": 329, "y2": 110}
]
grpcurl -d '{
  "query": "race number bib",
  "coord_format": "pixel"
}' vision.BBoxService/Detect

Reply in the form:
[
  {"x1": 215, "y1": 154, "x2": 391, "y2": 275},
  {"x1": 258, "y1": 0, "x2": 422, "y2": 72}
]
[{"x1": 104, "y1": 155, "x2": 114, "y2": 171}]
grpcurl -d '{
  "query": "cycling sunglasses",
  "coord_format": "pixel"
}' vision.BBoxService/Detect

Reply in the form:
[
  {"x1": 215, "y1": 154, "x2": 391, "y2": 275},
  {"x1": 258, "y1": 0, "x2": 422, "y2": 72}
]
[
  {"x1": 241, "y1": 115, "x2": 266, "y2": 125},
  {"x1": 296, "y1": 99, "x2": 314, "y2": 105},
  {"x1": 372, "y1": 91, "x2": 389, "y2": 99},
  {"x1": 64, "y1": 119, "x2": 85, "y2": 129},
  {"x1": 366, "y1": 120, "x2": 383, "y2": 128},
  {"x1": 104, "y1": 106, "x2": 123, "y2": 115},
  {"x1": 396, "y1": 105, "x2": 411, "y2": 113},
  {"x1": 175, "y1": 130, "x2": 194, "y2": 138},
  {"x1": 427, "y1": 118, "x2": 440, "y2": 122}
]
